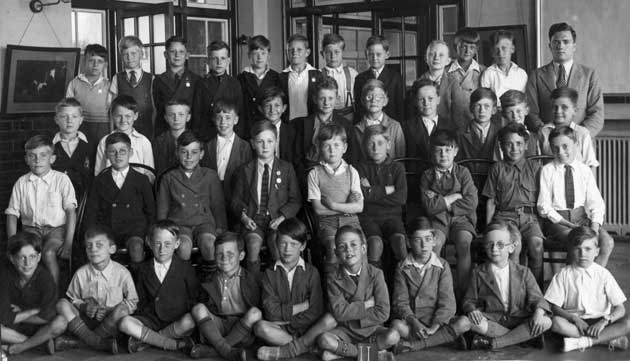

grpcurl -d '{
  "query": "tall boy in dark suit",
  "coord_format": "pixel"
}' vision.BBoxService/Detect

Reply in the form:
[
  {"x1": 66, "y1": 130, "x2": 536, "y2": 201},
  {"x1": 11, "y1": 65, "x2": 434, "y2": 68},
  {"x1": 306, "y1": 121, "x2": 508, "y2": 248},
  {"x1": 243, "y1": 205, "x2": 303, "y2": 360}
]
[{"x1": 259, "y1": 87, "x2": 296, "y2": 164}]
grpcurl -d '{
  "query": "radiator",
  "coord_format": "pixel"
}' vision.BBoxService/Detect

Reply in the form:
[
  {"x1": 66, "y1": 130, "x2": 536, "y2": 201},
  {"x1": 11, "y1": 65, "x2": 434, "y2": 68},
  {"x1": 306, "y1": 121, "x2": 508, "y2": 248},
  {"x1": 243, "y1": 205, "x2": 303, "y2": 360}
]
[{"x1": 596, "y1": 137, "x2": 630, "y2": 236}]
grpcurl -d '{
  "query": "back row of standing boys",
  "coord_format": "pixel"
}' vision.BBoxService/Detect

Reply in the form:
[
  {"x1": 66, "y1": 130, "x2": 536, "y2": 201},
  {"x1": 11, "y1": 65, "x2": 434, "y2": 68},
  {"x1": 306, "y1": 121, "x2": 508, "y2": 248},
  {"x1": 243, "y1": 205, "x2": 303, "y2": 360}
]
[{"x1": 4, "y1": 21, "x2": 626, "y2": 359}]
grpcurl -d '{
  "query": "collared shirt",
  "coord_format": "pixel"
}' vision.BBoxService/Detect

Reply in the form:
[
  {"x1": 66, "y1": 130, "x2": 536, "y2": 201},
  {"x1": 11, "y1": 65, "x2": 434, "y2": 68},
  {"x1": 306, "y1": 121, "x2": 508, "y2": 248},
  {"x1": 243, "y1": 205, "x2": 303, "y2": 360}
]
[
  {"x1": 545, "y1": 263, "x2": 626, "y2": 319},
  {"x1": 66, "y1": 260, "x2": 138, "y2": 313},
  {"x1": 539, "y1": 122, "x2": 599, "y2": 167},
  {"x1": 243, "y1": 66, "x2": 270, "y2": 80},
  {"x1": 553, "y1": 60, "x2": 574, "y2": 84},
  {"x1": 311, "y1": 113, "x2": 334, "y2": 146},
  {"x1": 108, "y1": 68, "x2": 144, "y2": 98},
  {"x1": 471, "y1": 120, "x2": 491, "y2": 143},
  {"x1": 273, "y1": 257, "x2": 306, "y2": 291},
  {"x1": 256, "y1": 158, "x2": 274, "y2": 212},
  {"x1": 490, "y1": 263, "x2": 510, "y2": 311},
  {"x1": 153, "y1": 259, "x2": 172, "y2": 284},
  {"x1": 400, "y1": 252, "x2": 443, "y2": 278},
  {"x1": 344, "y1": 265, "x2": 362, "y2": 284},
  {"x1": 218, "y1": 267, "x2": 247, "y2": 316},
  {"x1": 537, "y1": 159, "x2": 605, "y2": 224},
  {"x1": 4, "y1": 261, "x2": 57, "y2": 322},
  {"x1": 216, "y1": 133, "x2": 235, "y2": 180},
  {"x1": 5, "y1": 169, "x2": 77, "y2": 227},
  {"x1": 273, "y1": 121, "x2": 282, "y2": 156},
  {"x1": 434, "y1": 165, "x2": 454, "y2": 181},
  {"x1": 307, "y1": 160, "x2": 363, "y2": 201},
  {"x1": 53, "y1": 131, "x2": 89, "y2": 158},
  {"x1": 94, "y1": 129, "x2": 155, "y2": 179},
  {"x1": 66, "y1": 74, "x2": 110, "y2": 124},
  {"x1": 284, "y1": 63, "x2": 316, "y2": 119},
  {"x1": 447, "y1": 58, "x2": 481, "y2": 75},
  {"x1": 482, "y1": 157, "x2": 539, "y2": 210},
  {"x1": 111, "y1": 166, "x2": 130, "y2": 189},
  {"x1": 372, "y1": 66, "x2": 385, "y2": 79},
  {"x1": 422, "y1": 115, "x2": 439, "y2": 135},
  {"x1": 480, "y1": 62, "x2": 528, "y2": 104},
  {"x1": 364, "y1": 112, "x2": 385, "y2": 127},
  {"x1": 322, "y1": 65, "x2": 357, "y2": 108}
]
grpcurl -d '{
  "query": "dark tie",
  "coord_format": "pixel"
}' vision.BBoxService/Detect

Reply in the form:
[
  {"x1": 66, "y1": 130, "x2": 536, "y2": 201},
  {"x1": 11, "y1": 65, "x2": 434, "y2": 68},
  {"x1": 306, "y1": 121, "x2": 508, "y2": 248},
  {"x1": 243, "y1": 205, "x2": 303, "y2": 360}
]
[
  {"x1": 350, "y1": 275, "x2": 360, "y2": 285},
  {"x1": 129, "y1": 70, "x2": 138, "y2": 87},
  {"x1": 556, "y1": 65, "x2": 567, "y2": 88},
  {"x1": 174, "y1": 73, "x2": 181, "y2": 86},
  {"x1": 259, "y1": 164, "x2": 270, "y2": 215},
  {"x1": 565, "y1": 165, "x2": 575, "y2": 209}
]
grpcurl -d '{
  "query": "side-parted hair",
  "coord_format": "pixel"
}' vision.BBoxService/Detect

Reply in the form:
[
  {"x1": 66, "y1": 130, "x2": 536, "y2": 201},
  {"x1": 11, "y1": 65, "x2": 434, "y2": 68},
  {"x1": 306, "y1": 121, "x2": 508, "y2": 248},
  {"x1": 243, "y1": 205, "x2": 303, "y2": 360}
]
[
  {"x1": 213, "y1": 98, "x2": 238, "y2": 115},
  {"x1": 105, "y1": 132, "x2": 132, "y2": 148},
  {"x1": 55, "y1": 97, "x2": 82, "y2": 115},
  {"x1": 249, "y1": 35, "x2": 271, "y2": 52},
  {"x1": 485, "y1": 220, "x2": 521, "y2": 247},
  {"x1": 165, "y1": 35, "x2": 187, "y2": 50},
  {"x1": 548, "y1": 125, "x2": 577, "y2": 144},
  {"x1": 208, "y1": 40, "x2": 230, "y2": 56},
  {"x1": 491, "y1": 30, "x2": 515, "y2": 46},
  {"x1": 287, "y1": 34, "x2": 309, "y2": 49},
  {"x1": 147, "y1": 219, "x2": 180, "y2": 240},
  {"x1": 322, "y1": 33, "x2": 345, "y2": 49},
  {"x1": 568, "y1": 226, "x2": 598, "y2": 248},
  {"x1": 260, "y1": 86, "x2": 287, "y2": 107},
  {"x1": 407, "y1": 216, "x2": 434, "y2": 235},
  {"x1": 362, "y1": 124, "x2": 390, "y2": 149},
  {"x1": 455, "y1": 27, "x2": 480, "y2": 45},
  {"x1": 215, "y1": 231, "x2": 245, "y2": 252},
  {"x1": 430, "y1": 129, "x2": 458, "y2": 149},
  {"x1": 470, "y1": 87, "x2": 497, "y2": 108},
  {"x1": 550, "y1": 87, "x2": 578, "y2": 107},
  {"x1": 8, "y1": 231, "x2": 42, "y2": 256},
  {"x1": 411, "y1": 78, "x2": 438, "y2": 98},
  {"x1": 314, "y1": 76, "x2": 339, "y2": 100},
  {"x1": 335, "y1": 224, "x2": 366, "y2": 245},
  {"x1": 176, "y1": 130, "x2": 202, "y2": 148},
  {"x1": 118, "y1": 35, "x2": 143, "y2": 52},
  {"x1": 500, "y1": 89, "x2": 528, "y2": 109},
  {"x1": 549, "y1": 22, "x2": 577, "y2": 42},
  {"x1": 277, "y1": 218, "x2": 308, "y2": 245},
  {"x1": 165, "y1": 99, "x2": 191, "y2": 111},
  {"x1": 361, "y1": 78, "x2": 388, "y2": 100},
  {"x1": 366, "y1": 35, "x2": 389, "y2": 51},
  {"x1": 84, "y1": 224, "x2": 116, "y2": 246},
  {"x1": 250, "y1": 119, "x2": 277, "y2": 139},
  {"x1": 24, "y1": 134, "x2": 53, "y2": 152},
  {"x1": 498, "y1": 122, "x2": 530, "y2": 144},
  {"x1": 84, "y1": 44, "x2": 108, "y2": 59},
  {"x1": 110, "y1": 95, "x2": 139, "y2": 114},
  {"x1": 317, "y1": 123, "x2": 347, "y2": 145}
]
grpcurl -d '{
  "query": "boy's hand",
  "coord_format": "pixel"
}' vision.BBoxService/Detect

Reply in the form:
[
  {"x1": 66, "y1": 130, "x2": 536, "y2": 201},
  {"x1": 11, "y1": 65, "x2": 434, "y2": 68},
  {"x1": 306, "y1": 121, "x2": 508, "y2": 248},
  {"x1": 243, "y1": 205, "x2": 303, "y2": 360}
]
[
  {"x1": 558, "y1": 219, "x2": 579, "y2": 229},
  {"x1": 385, "y1": 186, "x2": 395, "y2": 195},
  {"x1": 444, "y1": 193, "x2": 462, "y2": 204},
  {"x1": 590, "y1": 222, "x2": 601, "y2": 235},
  {"x1": 57, "y1": 242, "x2": 72, "y2": 260},
  {"x1": 571, "y1": 315, "x2": 589, "y2": 335},
  {"x1": 85, "y1": 300, "x2": 99, "y2": 319},
  {"x1": 424, "y1": 324, "x2": 440, "y2": 338},
  {"x1": 10, "y1": 304, "x2": 22, "y2": 313},
  {"x1": 269, "y1": 216, "x2": 286, "y2": 230},
  {"x1": 348, "y1": 191, "x2": 362, "y2": 203},
  {"x1": 409, "y1": 318, "x2": 425, "y2": 339},
  {"x1": 467, "y1": 310, "x2": 485, "y2": 326},
  {"x1": 360, "y1": 177, "x2": 371, "y2": 188},
  {"x1": 529, "y1": 309, "x2": 547, "y2": 336},
  {"x1": 95, "y1": 306, "x2": 107, "y2": 321},
  {"x1": 364, "y1": 298, "x2": 375, "y2": 309},
  {"x1": 586, "y1": 319, "x2": 607, "y2": 338},
  {"x1": 241, "y1": 214, "x2": 258, "y2": 231}
]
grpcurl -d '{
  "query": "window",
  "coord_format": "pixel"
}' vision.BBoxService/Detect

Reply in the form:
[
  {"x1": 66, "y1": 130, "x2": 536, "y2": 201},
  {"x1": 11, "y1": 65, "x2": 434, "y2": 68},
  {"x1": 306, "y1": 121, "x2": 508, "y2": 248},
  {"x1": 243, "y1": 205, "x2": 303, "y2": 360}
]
[
  {"x1": 438, "y1": 4, "x2": 459, "y2": 55},
  {"x1": 186, "y1": 17, "x2": 229, "y2": 76},
  {"x1": 71, "y1": 9, "x2": 107, "y2": 50},
  {"x1": 120, "y1": 13, "x2": 169, "y2": 74}
]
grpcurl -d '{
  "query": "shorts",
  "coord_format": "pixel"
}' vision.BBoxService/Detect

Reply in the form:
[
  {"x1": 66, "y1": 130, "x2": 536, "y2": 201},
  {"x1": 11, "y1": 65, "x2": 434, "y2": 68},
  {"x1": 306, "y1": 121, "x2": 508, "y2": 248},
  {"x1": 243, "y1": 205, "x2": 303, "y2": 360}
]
[
  {"x1": 242, "y1": 214, "x2": 273, "y2": 241},
  {"x1": 328, "y1": 326, "x2": 388, "y2": 345},
  {"x1": 79, "y1": 310, "x2": 102, "y2": 330},
  {"x1": 6, "y1": 322, "x2": 40, "y2": 337},
  {"x1": 359, "y1": 216, "x2": 405, "y2": 239},
  {"x1": 493, "y1": 210, "x2": 544, "y2": 241},
  {"x1": 134, "y1": 314, "x2": 172, "y2": 331},
  {"x1": 317, "y1": 214, "x2": 361, "y2": 240},
  {"x1": 209, "y1": 314, "x2": 255, "y2": 346},
  {"x1": 432, "y1": 216, "x2": 476, "y2": 242},
  {"x1": 179, "y1": 222, "x2": 216, "y2": 245},
  {"x1": 543, "y1": 207, "x2": 613, "y2": 251},
  {"x1": 22, "y1": 225, "x2": 65, "y2": 246}
]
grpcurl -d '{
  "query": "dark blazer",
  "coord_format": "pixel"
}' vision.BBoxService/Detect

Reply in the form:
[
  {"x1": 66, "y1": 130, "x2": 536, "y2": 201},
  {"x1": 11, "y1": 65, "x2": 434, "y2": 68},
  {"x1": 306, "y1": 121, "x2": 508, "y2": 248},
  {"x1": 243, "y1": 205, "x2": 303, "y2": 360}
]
[
  {"x1": 525, "y1": 62, "x2": 603, "y2": 137},
  {"x1": 203, "y1": 267, "x2": 260, "y2": 316},
  {"x1": 278, "y1": 69, "x2": 324, "y2": 122},
  {"x1": 135, "y1": 257, "x2": 208, "y2": 324},
  {"x1": 404, "y1": 115, "x2": 457, "y2": 160},
  {"x1": 327, "y1": 263, "x2": 390, "y2": 338},
  {"x1": 85, "y1": 167, "x2": 155, "y2": 240},
  {"x1": 152, "y1": 69, "x2": 204, "y2": 135},
  {"x1": 53, "y1": 139, "x2": 92, "y2": 200},
  {"x1": 462, "y1": 261, "x2": 550, "y2": 322},
  {"x1": 230, "y1": 157, "x2": 302, "y2": 222},
  {"x1": 201, "y1": 134, "x2": 253, "y2": 200},
  {"x1": 293, "y1": 113, "x2": 354, "y2": 169},
  {"x1": 456, "y1": 120, "x2": 501, "y2": 189},
  {"x1": 193, "y1": 73, "x2": 245, "y2": 141},
  {"x1": 238, "y1": 69, "x2": 281, "y2": 135},
  {"x1": 152, "y1": 131, "x2": 178, "y2": 178},
  {"x1": 277, "y1": 121, "x2": 297, "y2": 164},
  {"x1": 353, "y1": 66, "x2": 404, "y2": 122}
]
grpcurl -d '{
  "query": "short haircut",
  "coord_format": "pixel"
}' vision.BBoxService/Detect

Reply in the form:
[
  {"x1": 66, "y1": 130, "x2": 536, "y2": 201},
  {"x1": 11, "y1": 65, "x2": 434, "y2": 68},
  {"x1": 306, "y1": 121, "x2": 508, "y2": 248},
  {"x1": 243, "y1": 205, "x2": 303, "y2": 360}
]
[
  {"x1": 426, "y1": 40, "x2": 449, "y2": 58},
  {"x1": 165, "y1": 98, "x2": 191, "y2": 111},
  {"x1": 250, "y1": 119, "x2": 277, "y2": 139},
  {"x1": 314, "y1": 76, "x2": 339, "y2": 100},
  {"x1": 215, "y1": 231, "x2": 245, "y2": 252},
  {"x1": 411, "y1": 78, "x2": 438, "y2": 98},
  {"x1": 322, "y1": 33, "x2": 345, "y2": 49},
  {"x1": 213, "y1": 98, "x2": 238, "y2": 115},
  {"x1": 548, "y1": 22, "x2": 577, "y2": 42},
  {"x1": 362, "y1": 124, "x2": 390, "y2": 149},
  {"x1": 498, "y1": 122, "x2": 530, "y2": 145},
  {"x1": 287, "y1": 33, "x2": 309, "y2": 49},
  {"x1": 407, "y1": 216, "x2": 434, "y2": 235},
  {"x1": 118, "y1": 35, "x2": 143, "y2": 52},
  {"x1": 110, "y1": 95, "x2": 139, "y2": 114},
  {"x1": 55, "y1": 97, "x2": 82, "y2": 115},
  {"x1": 24, "y1": 134, "x2": 53, "y2": 152},
  {"x1": 470, "y1": 87, "x2": 497, "y2": 108},
  {"x1": 105, "y1": 132, "x2": 132, "y2": 148},
  {"x1": 484, "y1": 221, "x2": 511, "y2": 238},
  {"x1": 361, "y1": 78, "x2": 388, "y2": 100},
  {"x1": 551, "y1": 87, "x2": 578, "y2": 107},
  {"x1": 277, "y1": 218, "x2": 308, "y2": 245},
  {"x1": 568, "y1": 226, "x2": 598, "y2": 248},
  {"x1": 8, "y1": 231, "x2": 42, "y2": 256},
  {"x1": 208, "y1": 40, "x2": 230, "y2": 56},
  {"x1": 317, "y1": 123, "x2": 347, "y2": 145},
  {"x1": 548, "y1": 125, "x2": 577, "y2": 144},
  {"x1": 84, "y1": 224, "x2": 116, "y2": 246},
  {"x1": 335, "y1": 224, "x2": 366, "y2": 245},
  {"x1": 455, "y1": 27, "x2": 480, "y2": 45},
  {"x1": 147, "y1": 219, "x2": 180, "y2": 240},
  {"x1": 500, "y1": 89, "x2": 527, "y2": 109},
  {"x1": 491, "y1": 30, "x2": 515, "y2": 46},
  {"x1": 84, "y1": 44, "x2": 108, "y2": 59},
  {"x1": 248, "y1": 35, "x2": 271, "y2": 52},
  {"x1": 259, "y1": 86, "x2": 287, "y2": 106},
  {"x1": 176, "y1": 130, "x2": 201, "y2": 148},
  {"x1": 430, "y1": 129, "x2": 458, "y2": 149},
  {"x1": 165, "y1": 35, "x2": 186, "y2": 50},
  {"x1": 365, "y1": 35, "x2": 389, "y2": 52}
]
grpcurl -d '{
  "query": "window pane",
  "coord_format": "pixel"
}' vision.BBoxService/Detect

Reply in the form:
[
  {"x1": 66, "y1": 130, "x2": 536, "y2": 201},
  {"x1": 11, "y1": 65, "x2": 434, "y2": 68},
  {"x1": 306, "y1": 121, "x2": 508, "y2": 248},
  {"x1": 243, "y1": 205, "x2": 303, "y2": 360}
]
[
  {"x1": 138, "y1": 16, "x2": 150, "y2": 44},
  {"x1": 187, "y1": 19, "x2": 207, "y2": 55},
  {"x1": 292, "y1": 17, "x2": 307, "y2": 36},
  {"x1": 141, "y1": 46, "x2": 151, "y2": 73},
  {"x1": 188, "y1": 0, "x2": 228, "y2": 9},
  {"x1": 124, "y1": 18, "x2": 135, "y2": 36},
  {"x1": 442, "y1": 6, "x2": 458, "y2": 33},
  {"x1": 383, "y1": 28, "x2": 401, "y2": 57},
  {"x1": 339, "y1": 11, "x2": 371, "y2": 20},
  {"x1": 207, "y1": 20, "x2": 225, "y2": 43},
  {"x1": 291, "y1": 0, "x2": 306, "y2": 7},
  {"x1": 153, "y1": 14, "x2": 166, "y2": 43},
  {"x1": 154, "y1": 46, "x2": 166, "y2": 74},
  {"x1": 76, "y1": 11, "x2": 104, "y2": 49},
  {"x1": 405, "y1": 59, "x2": 417, "y2": 87},
  {"x1": 405, "y1": 31, "x2": 417, "y2": 56},
  {"x1": 188, "y1": 57, "x2": 207, "y2": 77}
]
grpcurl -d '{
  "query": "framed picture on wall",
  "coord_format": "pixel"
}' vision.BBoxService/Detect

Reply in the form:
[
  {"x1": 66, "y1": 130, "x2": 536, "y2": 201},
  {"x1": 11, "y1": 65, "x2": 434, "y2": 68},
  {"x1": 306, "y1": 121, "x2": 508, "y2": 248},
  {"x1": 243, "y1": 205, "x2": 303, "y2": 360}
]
[
  {"x1": 470, "y1": 25, "x2": 530, "y2": 73},
  {"x1": 2, "y1": 45, "x2": 81, "y2": 115}
]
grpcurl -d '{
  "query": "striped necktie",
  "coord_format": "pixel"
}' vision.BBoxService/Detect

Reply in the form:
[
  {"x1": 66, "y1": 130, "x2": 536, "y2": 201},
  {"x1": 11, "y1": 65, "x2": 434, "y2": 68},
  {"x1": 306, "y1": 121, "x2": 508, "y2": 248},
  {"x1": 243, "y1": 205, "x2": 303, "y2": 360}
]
[{"x1": 565, "y1": 164, "x2": 575, "y2": 209}]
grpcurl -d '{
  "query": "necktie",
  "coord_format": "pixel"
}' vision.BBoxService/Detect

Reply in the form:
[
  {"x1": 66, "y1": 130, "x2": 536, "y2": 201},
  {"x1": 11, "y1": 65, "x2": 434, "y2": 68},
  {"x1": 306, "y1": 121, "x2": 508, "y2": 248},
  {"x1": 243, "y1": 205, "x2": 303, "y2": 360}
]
[
  {"x1": 259, "y1": 164, "x2": 270, "y2": 215},
  {"x1": 565, "y1": 165, "x2": 575, "y2": 209},
  {"x1": 556, "y1": 65, "x2": 567, "y2": 88},
  {"x1": 129, "y1": 70, "x2": 138, "y2": 87},
  {"x1": 373, "y1": 69, "x2": 379, "y2": 79},
  {"x1": 174, "y1": 73, "x2": 181, "y2": 86}
]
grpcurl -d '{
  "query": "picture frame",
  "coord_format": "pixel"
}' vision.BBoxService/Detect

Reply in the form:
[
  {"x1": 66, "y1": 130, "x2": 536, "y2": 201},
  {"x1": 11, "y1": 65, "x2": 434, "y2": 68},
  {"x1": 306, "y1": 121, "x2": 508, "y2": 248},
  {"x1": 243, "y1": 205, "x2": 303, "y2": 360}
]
[
  {"x1": 469, "y1": 24, "x2": 530, "y2": 74},
  {"x1": 2, "y1": 45, "x2": 81, "y2": 115}
]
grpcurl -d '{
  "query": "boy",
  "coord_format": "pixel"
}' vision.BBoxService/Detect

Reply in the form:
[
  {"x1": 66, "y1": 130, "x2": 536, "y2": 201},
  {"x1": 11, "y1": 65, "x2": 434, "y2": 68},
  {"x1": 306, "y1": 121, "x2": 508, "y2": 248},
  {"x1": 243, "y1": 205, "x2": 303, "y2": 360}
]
[
  {"x1": 453, "y1": 222, "x2": 552, "y2": 350},
  {"x1": 94, "y1": 95, "x2": 155, "y2": 179},
  {"x1": 356, "y1": 124, "x2": 408, "y2": 267},
  {"x1": 153, "y1": 99, "x2": 191, "y2": 177},
  {"x1": 480, "y1": 30, "x2": 528, "y2": 103},
  {"x1": 5, "y1": 135, "x2": 77, "y2": 284},
  {"x1": 65, "y1": 44, "x2": 111, "y2": 149},
  {"x1": 279, "y1": 34, "x2": 324, "y2": 122},
  {"x1": 493, "y1": 90, "x2": 540, "y2": 159},
  {"x1": 52, "y1": 97, "x2": 92, "y2": 200},
  {"x1": 157, "y1": 130, "x2": 227, "y2": 276},
  {"x1": 258, "y1": 87, "x2": 296, "y2": 164},
  {"x1": 190, "y1": 232, "x2": 262, "y2": 361},
  {"x1": 153, "y1": 36, "x2": 204, "y2": 136},
  {"x1": 55, "y1": 225, "x2": 138, "y2": 353},
  {"x1": 108, "y1": 35, "x2": 155, "y2": 138},
  {"x1": 537, "y1": 126, "x2": 613, "y2": 268},
  {"x1": 390, "y1": 217, "x2": 456, "y2": 353},
  {"x1": 195, "y1": 40, "x2": 244, "y2": 141},
  {"x1": 419, "y1": 41, "x2": 451, "y2": 122},
  {"x1": 231, "y1": 120, "x2": 302, "y2": 272},
  {"x1": 483, "y1": 122, "x2": 544, "y2": 284},
  {"x1": 307, "y1": 124, "x2": 363, "y2": 274},
  {"x1": 85, "y1": 132, "x2": 155, "y2": 268},
  {"x1": 317, "y1": 226, "x2": 399, "y2": 360},
  {"x1": 0, "y1": 232, "x2": 67, "y2": 355},
  {"x1": 352, "y1": 79, "x2": 405, "y2": 164},
  {"x1": 354, "y1": 35, "x2": 404, "y2": 122},
  {"x1": 238, "y1": 35, "x2": 281, "y2": 135},
  {"x1": 118, "y1": 220, "x2": 207, "y2": 353},
  {"x1": 420, "y1": 129, "x2": 477, "y2": 299},
  {"x1": 546, "y1": 226, "x2": 630, "y2": 352},
  {"x1": 320, "y1": 33, "x2": 358, "y2": 123},
  {"x1": 538, "y1": 87, "x2": 599, "y2": 169},
  {"x1": 256, "y1": 218, "x2": 337, "y2": 360},
  {"x1": 442, "y1": 27, "x2": 486, "y2": 128}
]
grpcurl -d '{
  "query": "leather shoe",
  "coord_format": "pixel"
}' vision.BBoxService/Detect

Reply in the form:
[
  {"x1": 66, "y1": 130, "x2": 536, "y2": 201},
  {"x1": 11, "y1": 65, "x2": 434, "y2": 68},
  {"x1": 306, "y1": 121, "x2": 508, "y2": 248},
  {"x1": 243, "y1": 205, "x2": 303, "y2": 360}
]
[
  {"x1": 228, "y1": 348, "x2": 247, "y2": 361},
  {"x1": 471, "y1": 334, "x2": 493, "y2": 350},
  {"x1": 454, "y1": 335, "x2": 468, "y2": 350},
  {"x1": 190, "y1": 344, "x2": 218, "y2": 359},
  {"x1": 127, "y1": 336, "x2": 149, "y2": 353},
  {"x1": 54, "y1": 335, "x2": 82, "y2": 352}
]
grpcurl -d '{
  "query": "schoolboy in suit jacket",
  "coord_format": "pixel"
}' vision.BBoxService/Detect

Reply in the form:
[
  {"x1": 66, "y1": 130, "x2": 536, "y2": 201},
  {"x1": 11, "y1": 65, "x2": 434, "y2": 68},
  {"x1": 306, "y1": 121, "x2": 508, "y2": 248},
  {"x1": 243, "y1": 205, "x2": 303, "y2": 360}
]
[{"x1": 258, "y1": 87, "x2": 296, "y2": 164}]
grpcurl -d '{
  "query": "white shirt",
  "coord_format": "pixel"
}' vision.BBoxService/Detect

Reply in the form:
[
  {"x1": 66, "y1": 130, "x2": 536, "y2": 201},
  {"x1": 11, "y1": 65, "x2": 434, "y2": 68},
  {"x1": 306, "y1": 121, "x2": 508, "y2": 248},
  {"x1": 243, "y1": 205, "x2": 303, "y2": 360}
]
[
  {"x1": 243, "y1": 66, "x2": 270, "y2": 80},
  {"x1": 538, "y1": 122, "x2": 599, "y2": 167},
  {"x1": 545, "y1": 263, "x2": 626, "y2": 319},
  {"x1": 153, "y1": 259, "x2": 172, "y2": 284},
  {"x1": 491, "y1": 263, "x2": 510, "y2": 311},
  {"x1": 53, "y1": 131, "x2": 88, "y2": 158},
  {"x1": 284, "y1": 63, "x2": 316, "y2": 120},
  {"x1": 447, "y1": 58, "x2": 481, "y2": 75},
  {"x1": 274, "y1": 121, "x2": 282, "y2": 156},
  {"x1": 216, "y1": 133, "x2": 235, "y2": 181},
  {"x1": 400, "y1": 252, "x2": 443, "y2": 278},
  {"x1": 364, "y1": 112, "x2": 384, "y2": 127},
  {"x1": 256, "y1": 158, "x2": 274, "y2": 213},
  {"x1": 480, "y1": 62, "x2": 528, "y2": 104},
  {"x1": 554, "y1": 60, "x2": 574, "y2": 83},
  {"x1": 372, "y1": 66, "x2": 385, "y2": 79},
  {"x1": 94, "y1": 129, "x2": 155, "y2": 181},
  {"x1": 322, "y1": 65, "x2": 357, "y2": 108},
  {"x1": 537, "y1": 159, "x2": 605, "y2": 224},
  {"x1": 422, "y1": 115, "x2": 439, "y2": 135},
  {"x1": 274, "y1": 257, "x2": 306, "y2": 291},
  {"x1": 111, "y1": 166, "x2": 129, "y2": 189},
  {"x1": 471, "y1": 121, "x2": 491, "y2": 143}
]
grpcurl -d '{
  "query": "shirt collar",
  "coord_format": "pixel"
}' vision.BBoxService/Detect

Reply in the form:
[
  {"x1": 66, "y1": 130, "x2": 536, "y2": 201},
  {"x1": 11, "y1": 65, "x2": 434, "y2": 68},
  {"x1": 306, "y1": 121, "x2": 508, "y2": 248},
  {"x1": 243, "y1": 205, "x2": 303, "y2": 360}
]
[
  {"x1": 125, "y1": 68, "x2": 142, "y2": 76},
  {"x1": 111, "y1": 166, "x2": 130, "y2": 178},
  {"x1": 273, "y1": 257, "x2": 306, "y2": 273},
  {"x1": 218, "y1": 132, "x2": 236, "y2": 143},
  {"x1": 344, "y1": 265, "x2": 362, "y2": 277},
  {"x1": 490, "y1": 62, "x2": 520, "y2": 75},
  {"x1": 372, "y1": 65, "x2": 385, "y2": 78},
  {"x1": 324, "y1": 65, "x2": 344, "y2": 74},
  {"x1": 552, "y1": 158, "x2": 581, "y2": 170},
  {"x1": 258, "y1": 157, "x2": 274, "y2": 169},
  {"x1": 77, "y1": 73, "x2": 108, "y2": 85},
  {"x1": 28, "y1": 169, "x2": 54, "y2": 183},
  {"x1": 283, "y1": 63, "x2": 316, "y2": 74},
  {"x1": 401, "y1": 252, "x2": 443, "y2": 270},
  {"x1": 244, "y1": 66, "x2": 270, "y2": 79},
  {"x1": 435, "y1": 164, "x2": 454, "y2": 176},
  {"x1": 219, "y1": 266, "x2": 242, "y2": 280},
  {"x1": 154, "y1": 258, "x2": 172, "y2": 272},
  {"x1": 554, "y1": 60, "x2": 574, "y2": 75},
  {"x1": 508, "y1": 156, "x2": 527, "y2": 171},
  {"x1": 364, "y1": 112, "x2": 384, "y2": 125},
  {"x1": 53, "y1": 131, "x2": 88, "y2": 144},
  {"x1": 320, "y1": 159, "x2": 349, "y2": 175},
  {"x1": 448, "y1": 59, "x2": 480, "y2": 73},
  {"x1": 89, "y1": 259, "x2": 114, "y2": 280},
  {"x1": 490, "y1": 262, "x2": 510, "y2": 273}
]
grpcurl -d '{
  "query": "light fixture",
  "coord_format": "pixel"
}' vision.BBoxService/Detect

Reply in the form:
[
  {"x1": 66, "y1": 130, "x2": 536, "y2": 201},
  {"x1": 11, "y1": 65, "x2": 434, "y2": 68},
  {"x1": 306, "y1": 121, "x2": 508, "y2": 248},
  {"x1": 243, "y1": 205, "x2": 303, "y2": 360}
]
[{"x1": 29, "y1": 0, "x2": 71, "y2": 13}]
